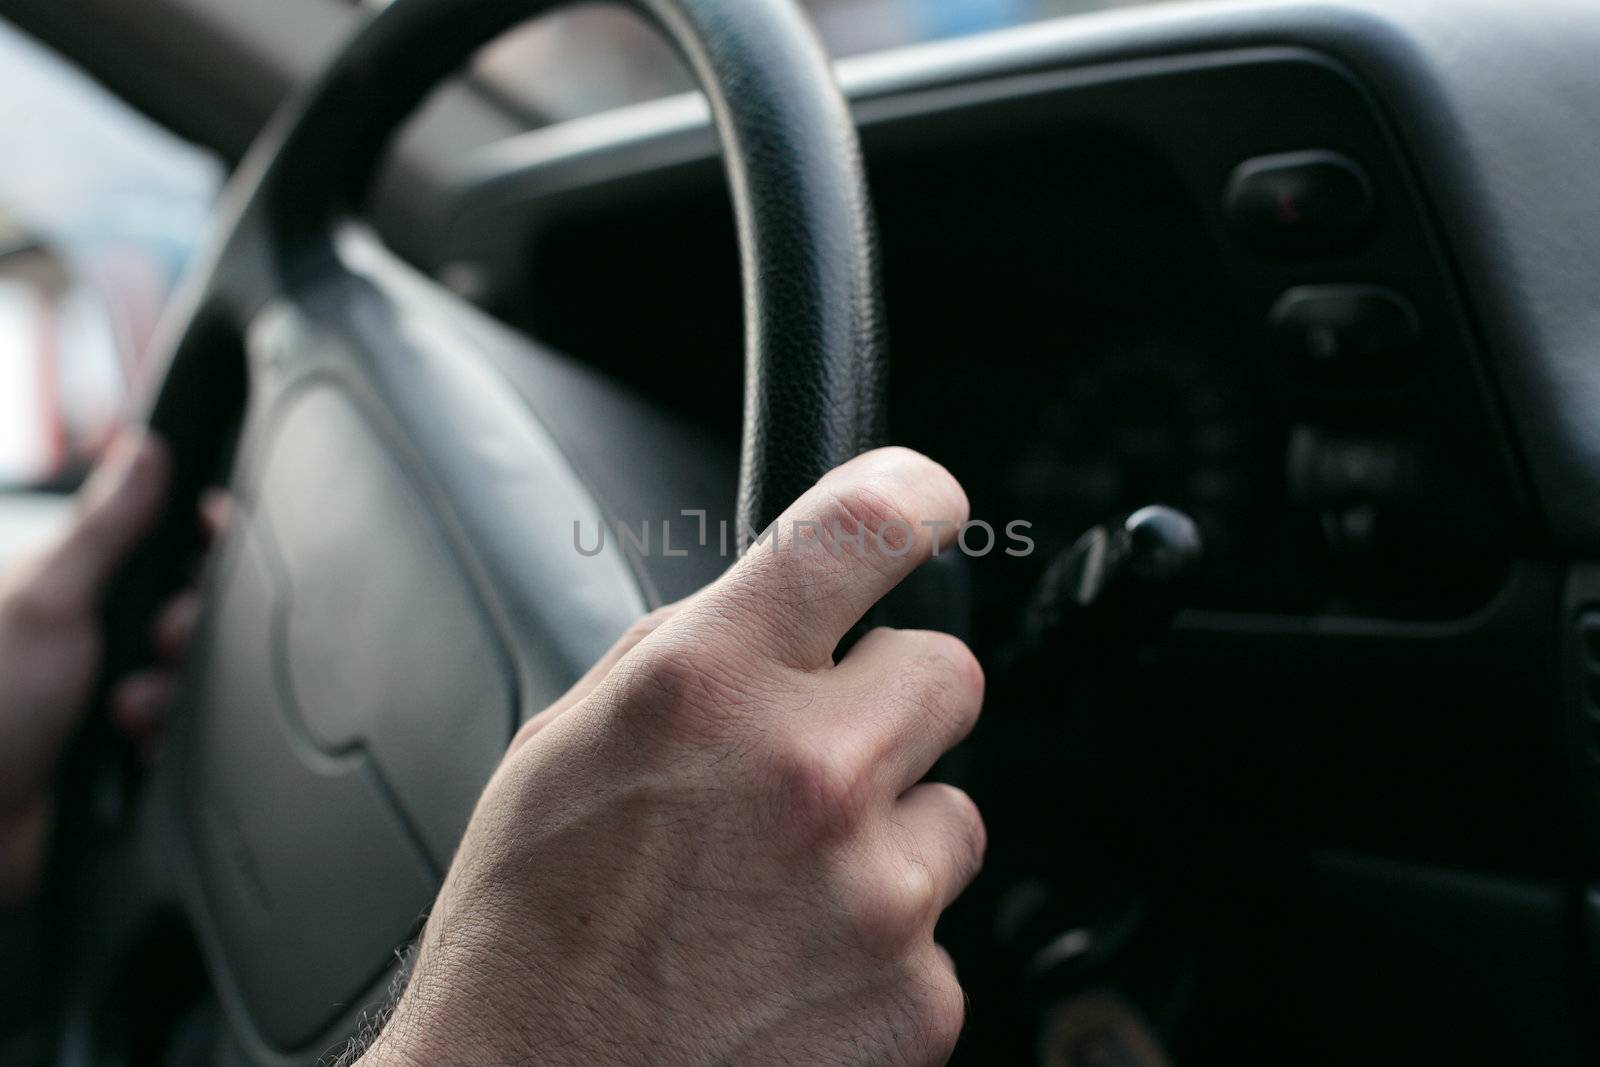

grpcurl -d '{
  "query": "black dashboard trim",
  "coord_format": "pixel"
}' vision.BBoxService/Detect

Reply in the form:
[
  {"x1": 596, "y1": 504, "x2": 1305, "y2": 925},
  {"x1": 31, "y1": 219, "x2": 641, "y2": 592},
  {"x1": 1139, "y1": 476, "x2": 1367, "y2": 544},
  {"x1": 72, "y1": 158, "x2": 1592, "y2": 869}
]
[{"x1": 437, "y1": 0, "x2": 1600, "y2": 558}]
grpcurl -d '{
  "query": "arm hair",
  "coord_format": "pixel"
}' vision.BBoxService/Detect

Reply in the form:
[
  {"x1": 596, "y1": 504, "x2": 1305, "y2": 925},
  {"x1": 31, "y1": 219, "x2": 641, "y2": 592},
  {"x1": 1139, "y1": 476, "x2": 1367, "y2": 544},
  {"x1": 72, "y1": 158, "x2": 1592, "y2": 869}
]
[{"x1": 324, "y1": 943, "x2": 418, "y2": 1067}]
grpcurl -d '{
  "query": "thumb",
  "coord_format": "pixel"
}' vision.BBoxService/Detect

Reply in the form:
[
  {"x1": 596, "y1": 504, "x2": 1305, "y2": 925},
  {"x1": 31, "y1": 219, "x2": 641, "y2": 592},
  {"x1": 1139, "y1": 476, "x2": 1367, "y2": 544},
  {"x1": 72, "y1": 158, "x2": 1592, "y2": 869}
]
[{"x1": 53, "y1": 431, "x2": 171, "y2": 602}]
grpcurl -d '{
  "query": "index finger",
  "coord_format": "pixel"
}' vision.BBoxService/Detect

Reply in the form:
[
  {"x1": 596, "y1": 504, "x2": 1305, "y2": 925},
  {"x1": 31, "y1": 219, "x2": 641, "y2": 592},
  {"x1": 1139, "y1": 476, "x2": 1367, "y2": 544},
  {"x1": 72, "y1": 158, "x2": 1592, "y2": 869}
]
[{"x1": 684, "y1": 447, "x2": 969, "y2": 670}]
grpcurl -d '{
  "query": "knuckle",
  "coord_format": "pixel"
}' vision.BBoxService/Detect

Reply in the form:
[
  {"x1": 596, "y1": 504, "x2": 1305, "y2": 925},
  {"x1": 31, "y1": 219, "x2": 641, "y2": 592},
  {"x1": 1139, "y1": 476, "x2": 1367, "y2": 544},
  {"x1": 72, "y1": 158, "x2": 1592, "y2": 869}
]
[
  {"x1": 892, "y1": 638, "x2": 984, "y2": 730},
  {"x1": 620, "y1": 644, "x2": 696, "y2": 706},
  {"x1": 913, "y1": 956, "x2": 967, "y2": 1056},
  {"x1": 768, "y1": 734, "x2": 866, "y2": 844},
  {"x1": 853, "y1": 859, "x2": 938, "y2": 957},
  {"x1": 506, "y1": 711, "x2": 549, "y2": 754},
  {"x1": 936, "y1": 634, "x2": 985, "y2": 704},
  {"x1": 623, "y1": 604, "x2": 676, "y2": 646},
  {"x1": 936, "y1": 784, "x2": 988, "y2": 878},
  {"x1": 814, "y1": 480, "x2": 916, "y2": 557},
  {"x1": 610, "y1": 641, "x2": 744, "y2": 743},
  {"x1": 860, "y1": 624, "x2": 897, "y2": 645},
  {"x1": 922, "y1": 633, "x2": 985, "y2": 705}
]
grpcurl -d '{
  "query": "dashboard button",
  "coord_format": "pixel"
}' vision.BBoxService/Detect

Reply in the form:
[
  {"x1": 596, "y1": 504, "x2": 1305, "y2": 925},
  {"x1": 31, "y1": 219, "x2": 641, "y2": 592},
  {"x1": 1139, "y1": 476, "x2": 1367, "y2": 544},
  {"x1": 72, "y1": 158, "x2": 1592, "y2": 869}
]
[
  {"x1": 1269, "y1": 285, "x2": 1421, "y2": 386},
  {"x1": 1225, "y1": 150, "x2": 1374, "y2": 253}
]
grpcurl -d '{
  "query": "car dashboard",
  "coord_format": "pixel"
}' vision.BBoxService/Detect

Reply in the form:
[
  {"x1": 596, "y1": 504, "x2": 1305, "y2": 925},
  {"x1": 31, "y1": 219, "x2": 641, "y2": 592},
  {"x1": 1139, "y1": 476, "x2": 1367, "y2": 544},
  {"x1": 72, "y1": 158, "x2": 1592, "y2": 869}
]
[
  {"x1": 454, "y1": 44, "x2": 1519, "y2": 624},
  {"x1": 360, "y1": 2, "x2": 1600, "y2": 1060}
]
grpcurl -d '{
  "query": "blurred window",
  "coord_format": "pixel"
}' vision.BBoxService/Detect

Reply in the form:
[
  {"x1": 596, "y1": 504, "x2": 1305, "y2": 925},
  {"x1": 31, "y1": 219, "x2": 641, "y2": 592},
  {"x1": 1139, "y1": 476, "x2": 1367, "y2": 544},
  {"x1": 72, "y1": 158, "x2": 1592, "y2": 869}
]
[{"x1": 0, "y1": 19, "x2": 222, "y2": 490}]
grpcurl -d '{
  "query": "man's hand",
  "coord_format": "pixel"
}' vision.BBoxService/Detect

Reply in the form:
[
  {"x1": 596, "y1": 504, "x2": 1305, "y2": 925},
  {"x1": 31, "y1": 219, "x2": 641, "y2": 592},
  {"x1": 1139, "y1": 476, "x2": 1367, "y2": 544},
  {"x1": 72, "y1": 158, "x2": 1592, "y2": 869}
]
[
  {"x1": 0, "y1": 432, "x2": 208, "y2": 905},
  {"x1": 365, "y1": 448, "x2": 986, "y2": 1067}
]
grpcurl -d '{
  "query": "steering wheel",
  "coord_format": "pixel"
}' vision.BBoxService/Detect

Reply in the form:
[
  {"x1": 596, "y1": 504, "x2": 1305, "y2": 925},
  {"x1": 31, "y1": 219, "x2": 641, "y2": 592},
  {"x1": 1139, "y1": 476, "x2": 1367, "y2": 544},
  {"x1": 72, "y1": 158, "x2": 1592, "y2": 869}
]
[{"x1": 73, "y1": 0, "x2": 885, "y2": 1059}]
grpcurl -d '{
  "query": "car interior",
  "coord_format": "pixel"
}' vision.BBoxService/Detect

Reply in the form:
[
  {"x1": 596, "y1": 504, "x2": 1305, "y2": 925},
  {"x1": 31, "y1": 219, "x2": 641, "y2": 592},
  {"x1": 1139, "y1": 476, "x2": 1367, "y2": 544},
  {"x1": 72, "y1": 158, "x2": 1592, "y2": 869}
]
[{"x1": 1, "y1": 0, "x2": 1598, "y2": 1064}]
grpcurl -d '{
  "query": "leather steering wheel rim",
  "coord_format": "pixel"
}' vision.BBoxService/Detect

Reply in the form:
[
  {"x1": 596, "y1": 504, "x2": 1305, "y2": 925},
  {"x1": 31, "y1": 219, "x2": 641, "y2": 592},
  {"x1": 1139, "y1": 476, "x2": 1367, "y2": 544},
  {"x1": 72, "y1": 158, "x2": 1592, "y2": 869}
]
[
  {"x1": 150, "y1": 0, "x2": 886, "y2": 542},
  {"x1": 83, "y1": 0, "x2": 887, "y2": 1059}
]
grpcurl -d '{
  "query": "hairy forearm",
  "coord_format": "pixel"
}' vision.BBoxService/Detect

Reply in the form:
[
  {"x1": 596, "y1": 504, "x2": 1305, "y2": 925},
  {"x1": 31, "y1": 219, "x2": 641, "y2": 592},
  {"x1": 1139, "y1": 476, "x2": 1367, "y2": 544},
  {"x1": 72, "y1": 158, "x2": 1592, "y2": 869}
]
[{"x1": 329, "y1": 945, "x2": 418, "y2": 1067}]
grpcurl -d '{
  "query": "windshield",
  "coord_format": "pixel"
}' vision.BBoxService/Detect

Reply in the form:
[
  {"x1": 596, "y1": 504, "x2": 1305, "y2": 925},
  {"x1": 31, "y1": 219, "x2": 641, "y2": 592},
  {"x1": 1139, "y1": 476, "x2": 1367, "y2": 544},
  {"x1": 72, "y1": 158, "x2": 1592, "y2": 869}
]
[{"x1": 470, "y1": 1, "x2": 1170, "y2": 126}]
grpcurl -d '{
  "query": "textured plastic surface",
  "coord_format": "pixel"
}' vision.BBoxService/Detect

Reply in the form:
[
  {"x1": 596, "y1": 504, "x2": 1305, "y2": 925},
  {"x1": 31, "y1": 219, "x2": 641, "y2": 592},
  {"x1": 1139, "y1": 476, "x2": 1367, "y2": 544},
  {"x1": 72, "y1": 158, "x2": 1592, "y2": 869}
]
[
  {"x1": 183, "y1": 509, "x2": 443, "y2": 1048},
  {"x1": 260, "y1": 387, "x2": 514, "y2": 868}
]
